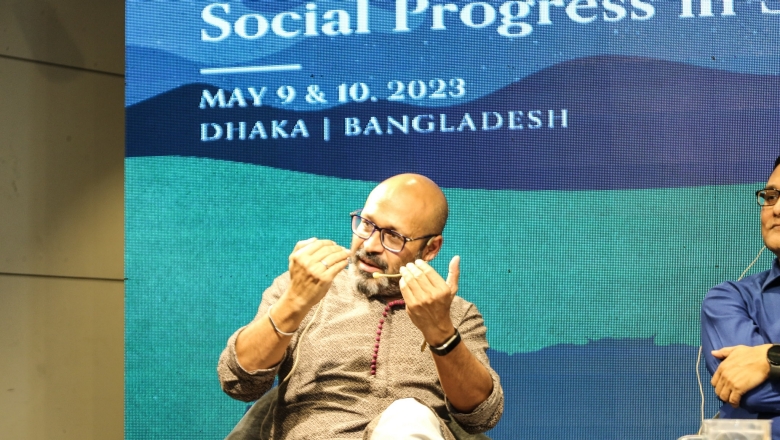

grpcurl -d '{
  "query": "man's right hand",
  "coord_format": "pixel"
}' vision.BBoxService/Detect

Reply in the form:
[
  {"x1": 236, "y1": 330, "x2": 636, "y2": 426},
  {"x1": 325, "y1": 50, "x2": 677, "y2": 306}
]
[
  {"x1": 235, "y1": 238, "x2": 349, "y2": 371},
  {"x1": 285, "y1": 238, "x2": 351, "y2": 312},
  {"x1": 711, "y1": 344, "x2": 772, "y2": 408}
]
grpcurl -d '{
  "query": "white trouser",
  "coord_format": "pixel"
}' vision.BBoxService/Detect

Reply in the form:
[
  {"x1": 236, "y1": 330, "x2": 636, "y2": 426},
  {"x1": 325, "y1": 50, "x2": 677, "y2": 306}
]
[{"x1": 370, "y1": 398, "x2": 445, "y2": 440}]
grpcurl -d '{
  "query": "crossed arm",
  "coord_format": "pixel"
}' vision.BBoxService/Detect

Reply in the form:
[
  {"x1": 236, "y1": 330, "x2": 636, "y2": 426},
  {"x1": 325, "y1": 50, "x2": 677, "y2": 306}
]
[
  {"x1": 701, "y1": 283, "x2": 780, "y2": 410},
  {"x1": 710, "y1": 344, "x2": 773, "y2": 408}
]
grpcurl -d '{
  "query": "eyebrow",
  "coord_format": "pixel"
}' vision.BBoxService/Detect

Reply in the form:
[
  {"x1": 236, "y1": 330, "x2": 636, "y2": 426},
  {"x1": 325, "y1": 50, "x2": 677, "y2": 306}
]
[{"x1": 361, "y1": 214, "x2": 402, "y2": 235}]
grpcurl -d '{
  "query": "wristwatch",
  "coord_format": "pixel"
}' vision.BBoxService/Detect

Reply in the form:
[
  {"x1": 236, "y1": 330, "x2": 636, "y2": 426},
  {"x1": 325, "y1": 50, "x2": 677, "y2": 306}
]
[
  {"x1": 767, "y1": 345, "x2": 780, "y2": 381},
  {"x1": 429, "y1": 329, "x2": 461, "y2": 356}
]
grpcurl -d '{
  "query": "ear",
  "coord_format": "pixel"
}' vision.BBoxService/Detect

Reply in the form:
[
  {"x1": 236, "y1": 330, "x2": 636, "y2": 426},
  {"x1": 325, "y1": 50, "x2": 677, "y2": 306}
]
[{"x1": 421, "y1": 235, "x2": 443, "y2": 262}]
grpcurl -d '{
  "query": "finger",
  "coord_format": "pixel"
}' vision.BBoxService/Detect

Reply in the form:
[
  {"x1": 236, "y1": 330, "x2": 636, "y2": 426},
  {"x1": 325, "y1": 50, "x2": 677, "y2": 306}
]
[
  {"x1": 294, "y1": 242, "x2": 341, "y2": 268},
  {"x1": 729, "y1": 390, "x2": 742, "y2": 408},
  {"x1": 292, "y1": 237, "x2": 318, "y2": 254},
  {"x1": 291, "y1": 239, "x2": 328, "y2": 261},
  {"x1": 405, "y1": 262, "x2": 439, "y2": 302},
  {"x1": 407, "y1": 261, "x2": 436, "y2": 291},
  {"x1": 322, "y1": 257, "x2": 350, "y2": 277},
  {"x1": 320, "y1": 248, "x2": 351, "y2": 269},
  {"x1": 711, "y1": 368, "x2": 720, "y2": 387},
  {"x1": 415, "y1": 259, "x2": 445, "y2": 284},
  {"x1": 715, "y1": 380, "x2": 729, "y2": 402},
  {"x1": 400, "y1": 264, "x2": 424, "y2": 288},
  {"x1": 303, "y1": 239, "x2": 342, "y2": 256},
  {"x1": 399, "y1": 266, "x2": 421, "y2": 301},
  {"x1": 446, "y1": 255, "x2": 461, "y2": 293},
  {"x1": 398, "y1": 274, "x2": 416, "y2": 305},
  {"x1": 310, "y1": 244, "x2": 350, "y2": 266},
  {"x1": 415, "y1": 260, "x2": 453, "y2": 300},
  {"x1": 718, "y1": 379, "x2": 735, "y2": 405}
]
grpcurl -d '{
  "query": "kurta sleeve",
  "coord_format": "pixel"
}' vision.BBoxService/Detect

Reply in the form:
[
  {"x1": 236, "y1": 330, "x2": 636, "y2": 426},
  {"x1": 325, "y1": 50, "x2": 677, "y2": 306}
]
[
  {"x1": 445, "y1": 303, "x2": 504, "y2": 433},
  {"x1": 217, "y1": 274, "x2": 291, "y2": 402}
]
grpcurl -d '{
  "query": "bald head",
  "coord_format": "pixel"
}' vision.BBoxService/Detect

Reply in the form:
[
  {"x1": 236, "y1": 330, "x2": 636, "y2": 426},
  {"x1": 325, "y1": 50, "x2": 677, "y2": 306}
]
[
  {"x1": 349, "y1": 174, "x2": 448, "y2": 297},
  {"x1": 367, "y1": 174, "x2": 448, "y2": 235}
]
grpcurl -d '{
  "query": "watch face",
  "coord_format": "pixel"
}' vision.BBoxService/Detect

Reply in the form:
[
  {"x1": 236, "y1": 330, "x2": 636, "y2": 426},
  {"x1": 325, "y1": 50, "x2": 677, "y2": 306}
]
[{"x1": 768, "y1": 345, "x2": 780, "y2": 365}]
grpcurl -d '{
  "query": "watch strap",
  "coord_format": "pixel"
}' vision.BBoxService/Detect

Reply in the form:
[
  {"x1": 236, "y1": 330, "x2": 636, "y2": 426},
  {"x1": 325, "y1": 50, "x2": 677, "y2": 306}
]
[
  {"x1": 769, "y1": 364, "x2": 780, "y2": 382},
  {"x1": 768, "y1": 345, "x2": 780, "y2": 381},
  {"x1": 429, "y1": 329, "x2": 461, "y2": 356}
]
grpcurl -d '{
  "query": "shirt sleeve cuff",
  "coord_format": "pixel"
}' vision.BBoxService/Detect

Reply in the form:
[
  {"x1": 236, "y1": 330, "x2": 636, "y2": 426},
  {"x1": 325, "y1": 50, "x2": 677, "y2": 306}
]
[
  {"x1": 217, "y1": 326, "x2": 284, "y2": 402},
  {"x1": 229, "y1": 326, "x2": 286, "y2": 378},
  {"x1": 445, "y1": 371, "x2": 504, "y2": 433}
]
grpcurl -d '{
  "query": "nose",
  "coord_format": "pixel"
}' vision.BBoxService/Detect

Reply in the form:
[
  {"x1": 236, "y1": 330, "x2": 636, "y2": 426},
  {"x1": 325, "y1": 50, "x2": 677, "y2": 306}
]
[
  {"x1": 773, "y1": 201, "x2": 780, "y2": 216},
  {"x1": 362, "y1": 229, "x2": 386, "y2": 254}
]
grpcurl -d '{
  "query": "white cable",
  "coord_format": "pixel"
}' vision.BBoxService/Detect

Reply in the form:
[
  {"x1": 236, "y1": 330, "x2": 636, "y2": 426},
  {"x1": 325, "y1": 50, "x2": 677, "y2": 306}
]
[
  {"x1": 738, "y1": 246, "x2": 766, "y2": 281},
  {"x1": 696, "y1": 345, "x2": 705, "y2": 434},
  {"x1": 281, "y1": 299, "x2": 324, "y2": 384},
  {"x1": 695, "y1": 245, "x2": 767, "y2": 434}
]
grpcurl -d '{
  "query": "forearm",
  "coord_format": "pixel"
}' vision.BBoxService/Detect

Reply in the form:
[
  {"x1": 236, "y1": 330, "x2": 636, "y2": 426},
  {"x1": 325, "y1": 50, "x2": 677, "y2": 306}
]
[
  {"x1": 741, "y1": 380, "x2": 780, "y2": 412},
  {"x1": 217, "y1": 329, "x2": 279, "y2": 402},
  {"x1": 235, "y1": 291, "x2": 312, "y2": 371},
  {"x1": 432, "y1": 342, "x2": 494, "y2": 413}
]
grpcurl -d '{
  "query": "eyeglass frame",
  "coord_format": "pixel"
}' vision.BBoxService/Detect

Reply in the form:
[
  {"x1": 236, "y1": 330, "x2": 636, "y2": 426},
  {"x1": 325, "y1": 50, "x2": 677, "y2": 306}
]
[
  {"x1": 756, "y1": 188, "x2": 780, "y2": 207},
  {"x1": 350, "y1": 210, "x2": 440, "y2": 253}
]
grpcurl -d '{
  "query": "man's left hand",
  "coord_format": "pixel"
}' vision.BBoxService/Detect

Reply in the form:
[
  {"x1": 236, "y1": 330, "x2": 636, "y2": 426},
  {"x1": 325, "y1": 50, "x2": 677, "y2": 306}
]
[
  {"x1": 711, "y1": 344, "x2": 772, "y2": 407},
  {"x1": 399, "y1": 256, "x2": 460, "y2": 346}
]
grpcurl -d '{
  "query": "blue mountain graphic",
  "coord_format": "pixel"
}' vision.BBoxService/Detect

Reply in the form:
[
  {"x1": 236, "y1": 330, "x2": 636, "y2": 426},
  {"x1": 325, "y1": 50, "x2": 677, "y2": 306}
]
[
  {"x1": 485, "y1": 339, "x2": 718, "y2": 439},
  {"x1": 127, "y1": 55, "x2": 780, "y2": 190}
]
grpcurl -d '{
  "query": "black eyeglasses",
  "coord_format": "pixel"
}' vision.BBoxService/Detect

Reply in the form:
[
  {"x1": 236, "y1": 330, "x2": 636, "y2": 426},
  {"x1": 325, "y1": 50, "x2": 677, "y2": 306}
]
[
  {"x1": 350, "y1": 210, "x2": 439, "y2": 253},
  {"x1": 756, "y1": 189, "x2": 780, "y2": 207}
]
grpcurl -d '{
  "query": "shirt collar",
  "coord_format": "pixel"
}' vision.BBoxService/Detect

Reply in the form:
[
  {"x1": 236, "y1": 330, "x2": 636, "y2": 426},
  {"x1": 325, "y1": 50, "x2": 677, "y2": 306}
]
[{"x1": 761, "y1": 257, "x2": 780, "y2": 290}]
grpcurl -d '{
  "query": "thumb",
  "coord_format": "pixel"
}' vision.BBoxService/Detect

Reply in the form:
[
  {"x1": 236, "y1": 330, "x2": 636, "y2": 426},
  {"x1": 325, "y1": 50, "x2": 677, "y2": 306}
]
[
  {"x1": 446, "y1": 255, "x2": 461, "y2": 295},
  {"x1": 712, "y1": 346, "x2": 736, "y2": 359}
]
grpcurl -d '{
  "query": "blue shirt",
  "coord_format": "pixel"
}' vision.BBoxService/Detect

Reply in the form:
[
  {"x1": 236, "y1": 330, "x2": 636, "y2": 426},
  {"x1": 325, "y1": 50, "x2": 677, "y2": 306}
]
[{"x1": 702, "y1": 258, "x2": 780, "y2": 439}]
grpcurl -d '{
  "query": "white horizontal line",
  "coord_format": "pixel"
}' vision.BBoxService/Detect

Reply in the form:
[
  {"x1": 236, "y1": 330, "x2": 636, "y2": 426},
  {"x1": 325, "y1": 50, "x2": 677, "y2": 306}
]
[{"x1": 200, "y1": 64, "x2": 302, "y2": 75}]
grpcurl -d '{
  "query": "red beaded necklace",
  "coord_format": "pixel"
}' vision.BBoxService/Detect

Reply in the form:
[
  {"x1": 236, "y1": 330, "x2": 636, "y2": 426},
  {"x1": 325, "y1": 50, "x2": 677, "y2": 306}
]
[{"x1": 370, "y1": 299, "x2": 405, "y2": 376}]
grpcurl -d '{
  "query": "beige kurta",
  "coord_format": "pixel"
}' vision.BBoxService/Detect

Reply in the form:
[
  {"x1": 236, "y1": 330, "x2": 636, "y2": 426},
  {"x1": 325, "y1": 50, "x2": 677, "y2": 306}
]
[{"x1": 218, "y1": 270, "x2": 503, "y2": 439}]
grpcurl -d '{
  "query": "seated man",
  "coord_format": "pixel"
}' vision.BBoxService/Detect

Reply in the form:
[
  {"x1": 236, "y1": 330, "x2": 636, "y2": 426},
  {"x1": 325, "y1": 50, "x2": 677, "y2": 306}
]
[
  {"x1": 701, "y1": 156, "x2": 780, "y2": 439},
  {"x1": 218, "y1": 174, "x2": 503, "y2": 439}
]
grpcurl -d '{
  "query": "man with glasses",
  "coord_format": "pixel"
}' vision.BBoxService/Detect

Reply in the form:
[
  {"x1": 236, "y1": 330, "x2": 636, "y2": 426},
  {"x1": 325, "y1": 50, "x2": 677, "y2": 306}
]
[
  {"x1": 701, "y1": 156, "x2": 780, "y2": 439},
  {"x1": 218, "y1": 173, "x2": 503, "y2": 439}
]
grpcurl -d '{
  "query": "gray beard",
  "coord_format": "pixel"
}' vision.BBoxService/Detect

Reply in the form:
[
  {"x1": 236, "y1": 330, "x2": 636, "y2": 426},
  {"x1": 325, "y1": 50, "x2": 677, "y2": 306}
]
[{"x1": 349, "y1": 264, "x2": 402, "y2": 298}]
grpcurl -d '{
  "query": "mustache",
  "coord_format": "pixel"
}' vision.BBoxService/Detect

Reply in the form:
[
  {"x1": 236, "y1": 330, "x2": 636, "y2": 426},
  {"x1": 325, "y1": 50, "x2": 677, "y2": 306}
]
[{"x1": 354, "y1": 249, "x2": 388, "y2": 271}]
